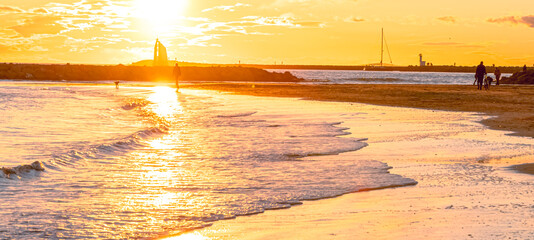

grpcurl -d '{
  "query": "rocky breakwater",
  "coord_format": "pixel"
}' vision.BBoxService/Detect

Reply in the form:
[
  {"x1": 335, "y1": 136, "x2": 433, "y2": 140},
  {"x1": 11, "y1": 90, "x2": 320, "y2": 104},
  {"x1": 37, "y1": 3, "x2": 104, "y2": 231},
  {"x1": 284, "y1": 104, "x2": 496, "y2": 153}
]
[
  {"x1": 0, "y1": 63, "x2": 303, "y2": 83},
  {"x1": 501, "y1": 69, "x2": 534, "y2": 84}
]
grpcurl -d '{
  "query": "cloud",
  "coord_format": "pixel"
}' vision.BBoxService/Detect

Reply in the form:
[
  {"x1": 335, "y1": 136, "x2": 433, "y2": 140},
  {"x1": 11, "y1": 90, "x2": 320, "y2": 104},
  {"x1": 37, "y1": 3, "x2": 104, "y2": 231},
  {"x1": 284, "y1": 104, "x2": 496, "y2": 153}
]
[
  {"x1": 296, "y1": 21, "x2": 326, "y2": 28},
  {"x1": 521, "y1": 15, "x2": 534, "y2": 27},
  {"x1": 487, "y1": 15, "x2": 534, "y2": 28},
  {"x1": 423, "y1": 42, "x2": 480, "y2": 48},
  {"x1": 0, "y1": 5, "x2": 24, "y2": 13},
  {"x1": 437, "y1": 16, "x2": 456, "y2": 23},
  {"x1": 345, "y1": 16, "x2": 365, "y2": 22},
  {"x1": 487, "y1": 16, "x2": 520, "y2": 24},
  {"x1": 184, "y1": 35, "x2": 220, "y2": 47},
  {"x1": 242, "y1": 16, "x2": 325, "y2": 28},
  {"x1": 247, "y1": 16, "x2": 298, "y2": 27},
  {"x1": 202, "y1": 3, "x2": 250, "y2": 12},
  {"x1": 9, "y1": 15, "x2": 65, "y2": 37},
  {"x1": 30, "y1": 8, "x2": 49, "y2": 14}
]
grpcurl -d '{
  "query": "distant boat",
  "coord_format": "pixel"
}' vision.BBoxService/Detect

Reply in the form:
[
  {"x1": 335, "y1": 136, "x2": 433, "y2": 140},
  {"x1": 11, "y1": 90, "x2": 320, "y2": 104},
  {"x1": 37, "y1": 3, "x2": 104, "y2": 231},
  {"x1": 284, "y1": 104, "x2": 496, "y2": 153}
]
[
  {"x1": 369, "y1": 28, "x2": 393, "y2": 67},
  {"x1": 379, "y1": 28, "x2": 393, "y2": 67}
]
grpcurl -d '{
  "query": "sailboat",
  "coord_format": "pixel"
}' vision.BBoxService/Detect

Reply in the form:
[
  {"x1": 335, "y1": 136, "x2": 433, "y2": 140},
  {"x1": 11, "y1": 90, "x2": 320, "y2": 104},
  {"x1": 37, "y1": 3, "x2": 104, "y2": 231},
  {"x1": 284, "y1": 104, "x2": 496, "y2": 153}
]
[
  {"x1": 153, "y1": 38, "x2": 169, "y2": 66},
  {"x1": 378, "y1": 28, "x2": 393, "y2": 67}
]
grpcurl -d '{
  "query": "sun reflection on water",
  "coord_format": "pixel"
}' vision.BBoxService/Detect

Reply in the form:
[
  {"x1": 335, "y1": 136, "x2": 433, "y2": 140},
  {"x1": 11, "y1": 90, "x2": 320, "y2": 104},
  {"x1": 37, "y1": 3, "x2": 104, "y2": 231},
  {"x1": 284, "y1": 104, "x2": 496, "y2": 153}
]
[
  {"x1": 160, "y1": 232, "x2": 210, "y2": 240},
  {"x1": 147, "y1": 86, "x2": 183, "y2": 119}
]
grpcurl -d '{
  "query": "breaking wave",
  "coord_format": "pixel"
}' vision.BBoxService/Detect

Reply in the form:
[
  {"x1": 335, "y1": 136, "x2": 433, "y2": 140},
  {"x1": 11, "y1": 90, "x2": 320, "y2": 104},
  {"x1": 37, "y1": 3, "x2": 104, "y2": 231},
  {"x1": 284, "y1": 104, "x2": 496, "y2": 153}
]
[{"x1": 1, "y1": 95, "x2": 170, "y2": 179}]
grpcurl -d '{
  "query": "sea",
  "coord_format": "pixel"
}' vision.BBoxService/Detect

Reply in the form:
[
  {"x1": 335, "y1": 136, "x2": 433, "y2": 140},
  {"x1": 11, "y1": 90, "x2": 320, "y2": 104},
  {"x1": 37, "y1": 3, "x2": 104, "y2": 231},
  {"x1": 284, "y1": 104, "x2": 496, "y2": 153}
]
[
  {"x1": 269, "y1": 69, "x2": 510, "y2": 84},
  {"x1": 0, "y1": 79, "x2": 417, "y2": 239},
  {"x1": 0, "y1": 70, "x2": 522, "y2": 239}
]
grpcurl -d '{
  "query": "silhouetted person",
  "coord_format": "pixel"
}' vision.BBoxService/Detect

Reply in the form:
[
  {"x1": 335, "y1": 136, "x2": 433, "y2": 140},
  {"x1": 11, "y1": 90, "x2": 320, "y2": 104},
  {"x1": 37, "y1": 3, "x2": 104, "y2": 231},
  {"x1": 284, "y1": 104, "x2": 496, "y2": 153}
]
[
  {"x1": 494, "y1": 68, "x2": 501, "y2": 85},
  {"x1": 475, "y1": 61, "x2": 486, "y2": 90},
  {"x1": 114, "y1": 80, "x2": 119, "y2": 89},
  {"x1": 173, "y1": 63, "x2": 181, "y2": 91},
  {"x1": 523, "y1": 64, "x2": 527, "y2": 72}
]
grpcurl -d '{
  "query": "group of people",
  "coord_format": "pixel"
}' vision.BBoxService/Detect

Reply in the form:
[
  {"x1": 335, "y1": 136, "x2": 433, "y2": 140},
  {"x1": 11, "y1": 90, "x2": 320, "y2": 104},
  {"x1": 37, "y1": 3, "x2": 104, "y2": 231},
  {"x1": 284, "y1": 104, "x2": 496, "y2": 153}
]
[{"x1": 474, "y1": 61, "x2": 501, "y2": 90}]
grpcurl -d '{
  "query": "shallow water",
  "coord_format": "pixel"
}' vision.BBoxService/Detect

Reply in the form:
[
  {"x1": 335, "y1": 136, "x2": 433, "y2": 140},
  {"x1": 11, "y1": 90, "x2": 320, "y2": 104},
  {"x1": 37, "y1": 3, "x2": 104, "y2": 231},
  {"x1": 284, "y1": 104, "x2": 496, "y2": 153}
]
[{"x1": 0, "y1": 82, "x2": 415, "y2": 239}]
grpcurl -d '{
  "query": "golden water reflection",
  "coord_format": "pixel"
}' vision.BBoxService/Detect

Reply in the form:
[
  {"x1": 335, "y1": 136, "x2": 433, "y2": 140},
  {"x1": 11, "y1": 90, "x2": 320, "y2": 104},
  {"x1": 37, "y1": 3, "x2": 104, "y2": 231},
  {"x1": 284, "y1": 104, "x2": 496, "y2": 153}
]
[
  {"x1": 147, "y1": 86, "x2": 183, "y2": 119},
  {"x1": 161, "y1": 232, "x2": 210, "y2": 240}
]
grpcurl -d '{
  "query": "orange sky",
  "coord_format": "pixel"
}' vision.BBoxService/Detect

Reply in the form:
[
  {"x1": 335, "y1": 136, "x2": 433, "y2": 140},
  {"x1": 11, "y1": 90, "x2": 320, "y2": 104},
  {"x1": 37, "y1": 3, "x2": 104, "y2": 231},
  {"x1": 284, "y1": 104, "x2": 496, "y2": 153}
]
[{"x1": 1, "y1": 0, "x2": 533, "y2": 66}]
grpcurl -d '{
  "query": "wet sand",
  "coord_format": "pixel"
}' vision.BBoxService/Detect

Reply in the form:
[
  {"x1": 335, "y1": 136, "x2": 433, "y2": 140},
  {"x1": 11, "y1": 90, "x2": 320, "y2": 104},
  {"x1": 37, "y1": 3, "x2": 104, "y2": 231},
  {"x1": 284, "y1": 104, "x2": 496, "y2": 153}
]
[
  {"x1": 163, "y1": 85, "x2": 534, "y2": 240},
  {"x1": 185, "y1": 83, "x2": 534, "y2": 138}
]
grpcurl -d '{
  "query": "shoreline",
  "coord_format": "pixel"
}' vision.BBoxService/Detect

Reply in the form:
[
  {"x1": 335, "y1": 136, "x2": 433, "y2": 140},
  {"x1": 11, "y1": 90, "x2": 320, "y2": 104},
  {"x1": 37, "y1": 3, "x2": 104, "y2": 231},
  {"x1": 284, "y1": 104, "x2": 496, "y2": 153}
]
[
  {"x1": 163, "y1": 89, "x2": 534, "y2": 239},
  {"x1": 2, "y1": 81, "x2": 532, "y2": 238},
  {"x1": 184, "y1": 83, "x2": 534, "y2": 139}
]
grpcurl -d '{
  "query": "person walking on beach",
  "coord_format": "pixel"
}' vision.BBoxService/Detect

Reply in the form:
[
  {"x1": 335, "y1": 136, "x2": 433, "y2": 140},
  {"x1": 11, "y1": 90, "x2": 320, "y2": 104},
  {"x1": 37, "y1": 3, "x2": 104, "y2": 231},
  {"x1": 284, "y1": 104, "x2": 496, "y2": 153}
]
[
  {"x1": 475, "y1": 61, "x2": 486, "y2": 90},
  {"x1": 523, "y1": 64, "x2": 527, "y2": 72},
  {"x1": 494, "y1": 67, "x2": 501, "y2": 85},
  {"x1": 173, "y1": 63, "x2": 181, "y2": 91}
]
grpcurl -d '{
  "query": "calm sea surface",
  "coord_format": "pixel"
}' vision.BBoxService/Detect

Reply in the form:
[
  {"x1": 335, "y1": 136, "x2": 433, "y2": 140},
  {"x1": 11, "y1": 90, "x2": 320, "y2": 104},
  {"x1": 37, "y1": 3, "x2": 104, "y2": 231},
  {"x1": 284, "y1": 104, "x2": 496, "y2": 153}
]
[
  {"x1": 0, "y1": 81, "x2": 415, "y2": 239},
  {"x1": 269, "y1": 69, "x2": 511, "y2": 84}
]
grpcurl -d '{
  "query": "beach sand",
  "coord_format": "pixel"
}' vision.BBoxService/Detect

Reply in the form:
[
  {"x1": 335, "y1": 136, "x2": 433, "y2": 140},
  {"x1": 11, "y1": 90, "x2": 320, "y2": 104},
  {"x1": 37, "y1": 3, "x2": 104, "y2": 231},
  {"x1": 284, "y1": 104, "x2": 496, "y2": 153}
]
[{"x1": 162, "y1": 83, "x2": 534, "y2": 239}]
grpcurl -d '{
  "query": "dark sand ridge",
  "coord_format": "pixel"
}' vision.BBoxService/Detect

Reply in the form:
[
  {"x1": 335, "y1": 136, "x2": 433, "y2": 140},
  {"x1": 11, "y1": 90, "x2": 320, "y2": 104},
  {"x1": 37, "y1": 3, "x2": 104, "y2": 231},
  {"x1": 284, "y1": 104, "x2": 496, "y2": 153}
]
[{"x1": 185, "y1": 83, "x2": 534, "y2": 174}]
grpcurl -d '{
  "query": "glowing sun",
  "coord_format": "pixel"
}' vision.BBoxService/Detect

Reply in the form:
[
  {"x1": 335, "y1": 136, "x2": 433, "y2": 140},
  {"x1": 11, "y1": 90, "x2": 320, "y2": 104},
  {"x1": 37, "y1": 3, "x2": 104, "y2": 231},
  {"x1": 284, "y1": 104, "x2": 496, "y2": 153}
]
[{"x1": 134, "y1": 0, "x2": 188, "y2": 34}]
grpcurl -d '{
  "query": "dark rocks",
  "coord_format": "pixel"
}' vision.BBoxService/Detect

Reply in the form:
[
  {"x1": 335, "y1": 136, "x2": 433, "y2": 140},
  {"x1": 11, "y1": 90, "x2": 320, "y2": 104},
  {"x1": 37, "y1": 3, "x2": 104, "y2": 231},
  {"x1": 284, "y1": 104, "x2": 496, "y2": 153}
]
[{"x1": 501, "y1": 69, "x2": 534, "y2": 84}]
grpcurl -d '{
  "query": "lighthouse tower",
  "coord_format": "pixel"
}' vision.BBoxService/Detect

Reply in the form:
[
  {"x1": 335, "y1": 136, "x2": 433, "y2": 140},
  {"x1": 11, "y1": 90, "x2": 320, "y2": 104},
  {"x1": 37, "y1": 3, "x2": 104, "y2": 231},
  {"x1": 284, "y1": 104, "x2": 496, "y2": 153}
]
[{"x1": 419, "y1": 54, "x2": 426, "y2": 67}]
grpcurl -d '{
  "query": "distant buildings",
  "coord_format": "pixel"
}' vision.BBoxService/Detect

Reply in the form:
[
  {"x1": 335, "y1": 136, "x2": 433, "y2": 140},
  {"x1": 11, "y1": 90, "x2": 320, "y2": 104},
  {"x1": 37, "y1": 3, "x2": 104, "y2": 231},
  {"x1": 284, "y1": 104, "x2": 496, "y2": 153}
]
[
  {"x1": 419, "y1": 54, "x2": 426, "y2": 67},
  {"x1": 153, "y1": 39, "x2": 168, "y2": 66}
]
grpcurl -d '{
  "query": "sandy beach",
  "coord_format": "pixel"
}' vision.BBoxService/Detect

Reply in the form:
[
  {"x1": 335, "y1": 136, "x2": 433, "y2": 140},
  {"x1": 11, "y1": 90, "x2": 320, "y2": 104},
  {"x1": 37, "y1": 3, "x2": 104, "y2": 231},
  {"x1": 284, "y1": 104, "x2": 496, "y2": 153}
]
[{"x1": 163, "y1": 83, "x2": 534, "y2": 239}]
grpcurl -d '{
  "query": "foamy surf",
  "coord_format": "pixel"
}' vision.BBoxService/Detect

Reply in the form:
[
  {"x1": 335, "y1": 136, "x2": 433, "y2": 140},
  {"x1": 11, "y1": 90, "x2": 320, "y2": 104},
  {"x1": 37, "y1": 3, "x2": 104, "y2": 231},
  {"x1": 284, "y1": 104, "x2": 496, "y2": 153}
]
[{"x1": 1, "y1": 161, "x2": 45, "y2": 180}]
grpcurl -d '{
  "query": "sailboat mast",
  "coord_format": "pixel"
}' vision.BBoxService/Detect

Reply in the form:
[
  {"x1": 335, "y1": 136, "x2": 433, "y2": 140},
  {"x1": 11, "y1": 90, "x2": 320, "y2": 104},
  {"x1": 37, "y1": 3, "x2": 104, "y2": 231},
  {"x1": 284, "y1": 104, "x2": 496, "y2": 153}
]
[{"x1": 380, "y1": 28, "x2": 384, "y2": 67}]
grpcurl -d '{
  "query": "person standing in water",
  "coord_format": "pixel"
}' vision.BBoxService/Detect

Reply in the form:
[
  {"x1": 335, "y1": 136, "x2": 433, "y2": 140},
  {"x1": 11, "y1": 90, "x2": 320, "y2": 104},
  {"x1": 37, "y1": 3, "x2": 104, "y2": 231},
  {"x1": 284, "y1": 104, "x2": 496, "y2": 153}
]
[
  {"x1": 475, "y1": 61, "x2": 486, "y2": 90},
  {"x1": 173, "y1": 63, "x2": 181, "y2": 90},
  {"x1": 494, "y1": 67, "x2": 501, "y2": 85}
]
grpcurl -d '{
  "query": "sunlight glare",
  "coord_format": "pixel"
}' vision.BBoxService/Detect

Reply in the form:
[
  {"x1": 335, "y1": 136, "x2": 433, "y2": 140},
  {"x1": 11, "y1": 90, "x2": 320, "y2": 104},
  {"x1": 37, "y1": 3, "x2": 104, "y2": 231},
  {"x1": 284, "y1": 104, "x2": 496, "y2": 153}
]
[
  {"x1": 160, "y1": 232, "x2": 209, "y2": 240},
  {"x1": 133, "y1": 0, "x2": 188, "y2": 35},
  {"x1": 147, "y1": 86, "x2": 182, "y2": 118}
]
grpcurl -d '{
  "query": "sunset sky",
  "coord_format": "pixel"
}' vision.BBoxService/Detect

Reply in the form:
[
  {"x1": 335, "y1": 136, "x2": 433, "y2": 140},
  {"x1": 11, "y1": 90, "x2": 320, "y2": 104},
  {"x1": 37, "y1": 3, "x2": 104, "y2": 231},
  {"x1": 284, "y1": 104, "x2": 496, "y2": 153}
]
[{"x1": 1, "y1": 0, "x2": 533, "y2": 66}]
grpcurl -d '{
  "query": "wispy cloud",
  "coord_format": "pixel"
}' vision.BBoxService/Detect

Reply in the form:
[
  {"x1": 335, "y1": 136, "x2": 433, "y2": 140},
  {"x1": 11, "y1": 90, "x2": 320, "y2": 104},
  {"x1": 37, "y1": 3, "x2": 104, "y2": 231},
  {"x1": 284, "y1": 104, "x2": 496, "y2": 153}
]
[
  {"x1": 345, "y1": 16, "x2": 365, "y2": 22},
  {"x1": 9, "y1": 15, "x2": 65, "y2": 37},
  {"x1": 0, "y1": 5, "x2": 24, "y2": 14},
  {"x1": 202, "y1": 3, "x2": 250, "y2": 12},
  {"x1": 423, "y1": 42, "x2": 480, "y2": 48},
  {"x1": 487, "y1": 15, "x2": 534, "y2": 28},
  {"x1": 437, "y1": 16, "x2": 456, "y2": 23},
  {"x1": 0, "y1": 0, "x2": 140, "y2": 62},
  {"x1": 244, "y1": 16, "x2": 297, "y2": 27},
  {"x1": 30, "y1": 8, "x2": 49, "y2": 14},
  {"x1": 183, "y1": 35, "x2": 221, "y2": 47},
  {"x1": 242, "y1": 16, "x2": 325, "y2": 28}
]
